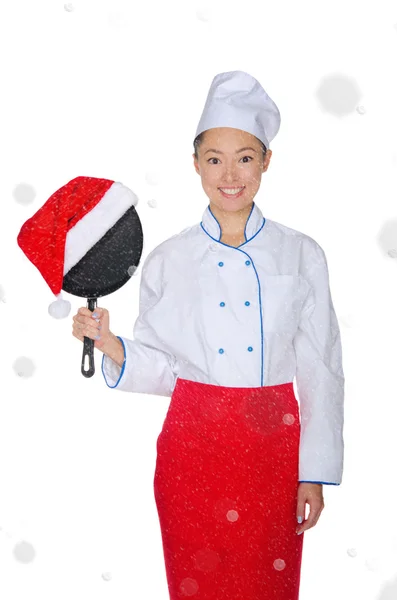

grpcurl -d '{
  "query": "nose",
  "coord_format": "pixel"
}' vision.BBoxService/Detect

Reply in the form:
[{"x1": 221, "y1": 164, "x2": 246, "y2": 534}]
[{"x1": 222, "y1": 164, "x2": 240, "y2": 184}]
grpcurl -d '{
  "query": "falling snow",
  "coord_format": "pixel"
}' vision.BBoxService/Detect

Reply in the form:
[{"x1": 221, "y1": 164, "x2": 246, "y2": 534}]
[
  {"x1": 12, "y1": 183, "x2": 36, "y2": 206},
  {"x1": 13, "y1": 356, "x2": 35, "y2": 378},
  {"x1": 196, "y1": 6, "x2": 212, "y2": 22},
  {"x1": 13, "y1": 541, "x2": 36, "y2": 563},
  {"x1": 315, "y1": 74, "x2": 362, "y2": 116},
  {"x1": 127, "y1": 265, "x2": 138, "y2": 276}
]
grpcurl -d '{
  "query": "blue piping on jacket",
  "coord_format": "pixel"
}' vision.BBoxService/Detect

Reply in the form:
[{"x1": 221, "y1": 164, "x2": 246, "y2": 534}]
[{"x1": 200, "y1": 203, "x2": 267, "y2": 386}]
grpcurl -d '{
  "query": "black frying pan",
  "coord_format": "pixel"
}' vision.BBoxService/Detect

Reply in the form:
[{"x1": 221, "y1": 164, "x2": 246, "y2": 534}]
[{"x1": 62, "y1": 204, "x2": 143, "y2": 378}]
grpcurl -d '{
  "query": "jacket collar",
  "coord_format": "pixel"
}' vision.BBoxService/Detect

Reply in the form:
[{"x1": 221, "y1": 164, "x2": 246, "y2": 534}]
[{"x1": 200, "y1": 202, "x2": 266, "y2": 242}]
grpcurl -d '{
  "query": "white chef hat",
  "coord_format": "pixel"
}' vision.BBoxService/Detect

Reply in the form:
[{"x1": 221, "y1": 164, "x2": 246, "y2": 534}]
[{"x1": 194, "y1": 70, "x2": 281, "y2": 149}]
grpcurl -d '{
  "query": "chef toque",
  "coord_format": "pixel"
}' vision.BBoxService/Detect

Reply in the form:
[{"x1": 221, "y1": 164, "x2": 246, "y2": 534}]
[{"x1": 194, "y1": 70, "x2": 281, "y2": 149}]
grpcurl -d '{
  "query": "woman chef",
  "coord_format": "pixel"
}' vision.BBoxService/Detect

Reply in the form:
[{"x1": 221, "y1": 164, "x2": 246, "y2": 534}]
[{"x1": 72, "y1": 70, "x2": 345, "y2": 600}]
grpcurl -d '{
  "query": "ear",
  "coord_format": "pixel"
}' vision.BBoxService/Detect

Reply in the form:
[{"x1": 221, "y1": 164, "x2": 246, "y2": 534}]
[
  {"x1": 263, "y1": 149, "x2": 272, "y2": 171},
  {"x1": 193, "y1": 154, "x2": 200, "y2": 175}
]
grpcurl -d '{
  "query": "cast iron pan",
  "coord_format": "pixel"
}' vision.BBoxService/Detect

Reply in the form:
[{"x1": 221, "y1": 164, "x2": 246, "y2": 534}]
[{"x1": 62, "y1": 204, "x2": 143, "y2": 378}]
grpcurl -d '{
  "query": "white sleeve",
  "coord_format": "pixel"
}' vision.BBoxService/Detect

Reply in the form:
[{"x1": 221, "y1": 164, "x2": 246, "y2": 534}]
[
  {"x1": 101, "y1": 250, "x2": 179, "y2": 397},
  {"x1": 293, "y1": 243, "x2": 345, "y2": 485}
]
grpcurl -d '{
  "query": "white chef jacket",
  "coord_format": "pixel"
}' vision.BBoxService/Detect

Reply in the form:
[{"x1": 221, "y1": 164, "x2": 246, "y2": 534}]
[{"x1": 102, "y1": 202, "x2": 345, "y2": 486}]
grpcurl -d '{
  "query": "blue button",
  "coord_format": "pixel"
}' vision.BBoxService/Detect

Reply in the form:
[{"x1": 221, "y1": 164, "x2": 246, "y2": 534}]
[
  {"x1": 245, "y1": 260, "x2": 251, "y2": 266},
  {"x1": 245, "y1": 301, "x2": 250, "y2": 306},
  {"x1": 218, "y1": 348, "x2": 224, "y2": 354},
  {"x1": 220, "y1": 302, "x2": 225, "y2": 307},
  {"x1": 218, "y1": 261, "x2": 224, "y2": 267},
  {"x1": 248, "y1": 347, "x2": 253, "y2": 352}
]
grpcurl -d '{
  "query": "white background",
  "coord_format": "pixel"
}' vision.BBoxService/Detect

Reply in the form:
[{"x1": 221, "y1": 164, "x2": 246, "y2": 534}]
[{"x1": 1, "y1": 0, "x2": 397, "y2": 598}]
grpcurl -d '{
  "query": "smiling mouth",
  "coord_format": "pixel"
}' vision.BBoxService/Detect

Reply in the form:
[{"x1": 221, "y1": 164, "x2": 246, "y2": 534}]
[{"x1": 218, "y1": 187, "x2": 245, "y2": 197}]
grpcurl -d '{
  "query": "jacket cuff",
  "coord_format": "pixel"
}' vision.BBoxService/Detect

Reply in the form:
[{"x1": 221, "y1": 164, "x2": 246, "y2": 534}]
[
  {"x1": 299, "y1": 480, "x2": 340, "y2": 486},
  {"x1": 101, "y1": 336, "x2": 126, "y2": 388}
]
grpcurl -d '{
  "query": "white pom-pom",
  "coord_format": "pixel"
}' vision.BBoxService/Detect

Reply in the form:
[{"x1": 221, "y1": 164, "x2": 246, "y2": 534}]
[{"x1": 48, "y1": 295, "x2": 71, "y2": 319}]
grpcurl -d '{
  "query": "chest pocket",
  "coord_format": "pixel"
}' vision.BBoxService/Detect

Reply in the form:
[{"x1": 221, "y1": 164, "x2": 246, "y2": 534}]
[{"x1": 261, "y1": 275, "x2": 299, "y2": 334}]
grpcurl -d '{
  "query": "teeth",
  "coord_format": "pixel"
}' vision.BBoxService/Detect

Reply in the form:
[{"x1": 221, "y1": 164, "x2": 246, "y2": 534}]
[{"x1": 219, "y1": 187, "x2": 244, "y2": 195}]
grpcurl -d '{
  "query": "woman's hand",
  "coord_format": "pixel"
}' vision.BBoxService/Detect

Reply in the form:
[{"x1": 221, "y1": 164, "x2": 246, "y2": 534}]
[
  {"x1": 296, "y1": 483, "x2": 325, "y2": 535},
  {"x1": 72, "y1": 306, "x2": 111, "y2": 351}
]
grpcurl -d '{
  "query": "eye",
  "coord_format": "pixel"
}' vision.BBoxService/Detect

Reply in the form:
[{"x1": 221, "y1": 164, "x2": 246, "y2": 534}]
[{"x1": 207, "y1": 156, "x2": 253, "y2": 164}]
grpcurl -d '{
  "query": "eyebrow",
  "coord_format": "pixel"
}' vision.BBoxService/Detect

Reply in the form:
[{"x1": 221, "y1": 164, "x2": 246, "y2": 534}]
[{"x1": 203, "y1": 146, "x2": 258, "y2": 155}]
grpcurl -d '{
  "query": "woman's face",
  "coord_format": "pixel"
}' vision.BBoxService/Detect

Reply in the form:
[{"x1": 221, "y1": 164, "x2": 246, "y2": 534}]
[{"x1": 193, "y1": 127, "x2": 272, "y2": 213}]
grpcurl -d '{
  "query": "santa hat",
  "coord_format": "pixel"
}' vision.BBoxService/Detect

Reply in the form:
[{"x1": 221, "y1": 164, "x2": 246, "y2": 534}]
[{"x1": 17, "y1": 176, "x2": 139, "y2": 318}]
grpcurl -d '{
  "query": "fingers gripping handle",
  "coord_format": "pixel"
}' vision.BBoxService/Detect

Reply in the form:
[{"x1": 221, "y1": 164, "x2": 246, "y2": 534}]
[{"x1": 81, "y1": 298, "x2": 97, "y2": 378}]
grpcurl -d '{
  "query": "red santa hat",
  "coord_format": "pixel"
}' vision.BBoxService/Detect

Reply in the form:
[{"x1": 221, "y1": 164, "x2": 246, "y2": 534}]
[{"x1": 17, "y1": 176, "x2": 139, "y2": 318}]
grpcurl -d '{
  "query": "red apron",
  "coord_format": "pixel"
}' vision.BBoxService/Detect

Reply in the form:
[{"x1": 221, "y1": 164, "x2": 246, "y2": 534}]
[{"x1": 153, "y1": 378, "x2": 304, "y2": 600}]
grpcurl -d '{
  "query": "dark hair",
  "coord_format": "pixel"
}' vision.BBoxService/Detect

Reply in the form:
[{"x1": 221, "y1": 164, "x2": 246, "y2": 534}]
[{"x1": 193, "y1": 131, "x2": 267, "y2": 160}]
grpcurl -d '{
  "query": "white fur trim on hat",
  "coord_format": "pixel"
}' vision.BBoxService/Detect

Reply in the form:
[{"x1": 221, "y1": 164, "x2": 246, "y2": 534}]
[{"x1": 63, "y1": 182, "x2": 138, "y2": 276}]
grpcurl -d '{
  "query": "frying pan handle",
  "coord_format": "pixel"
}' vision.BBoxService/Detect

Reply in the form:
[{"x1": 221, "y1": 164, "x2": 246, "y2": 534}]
[{"x1": 81, "y1": 298, "x2": 97, "y2": 378}]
